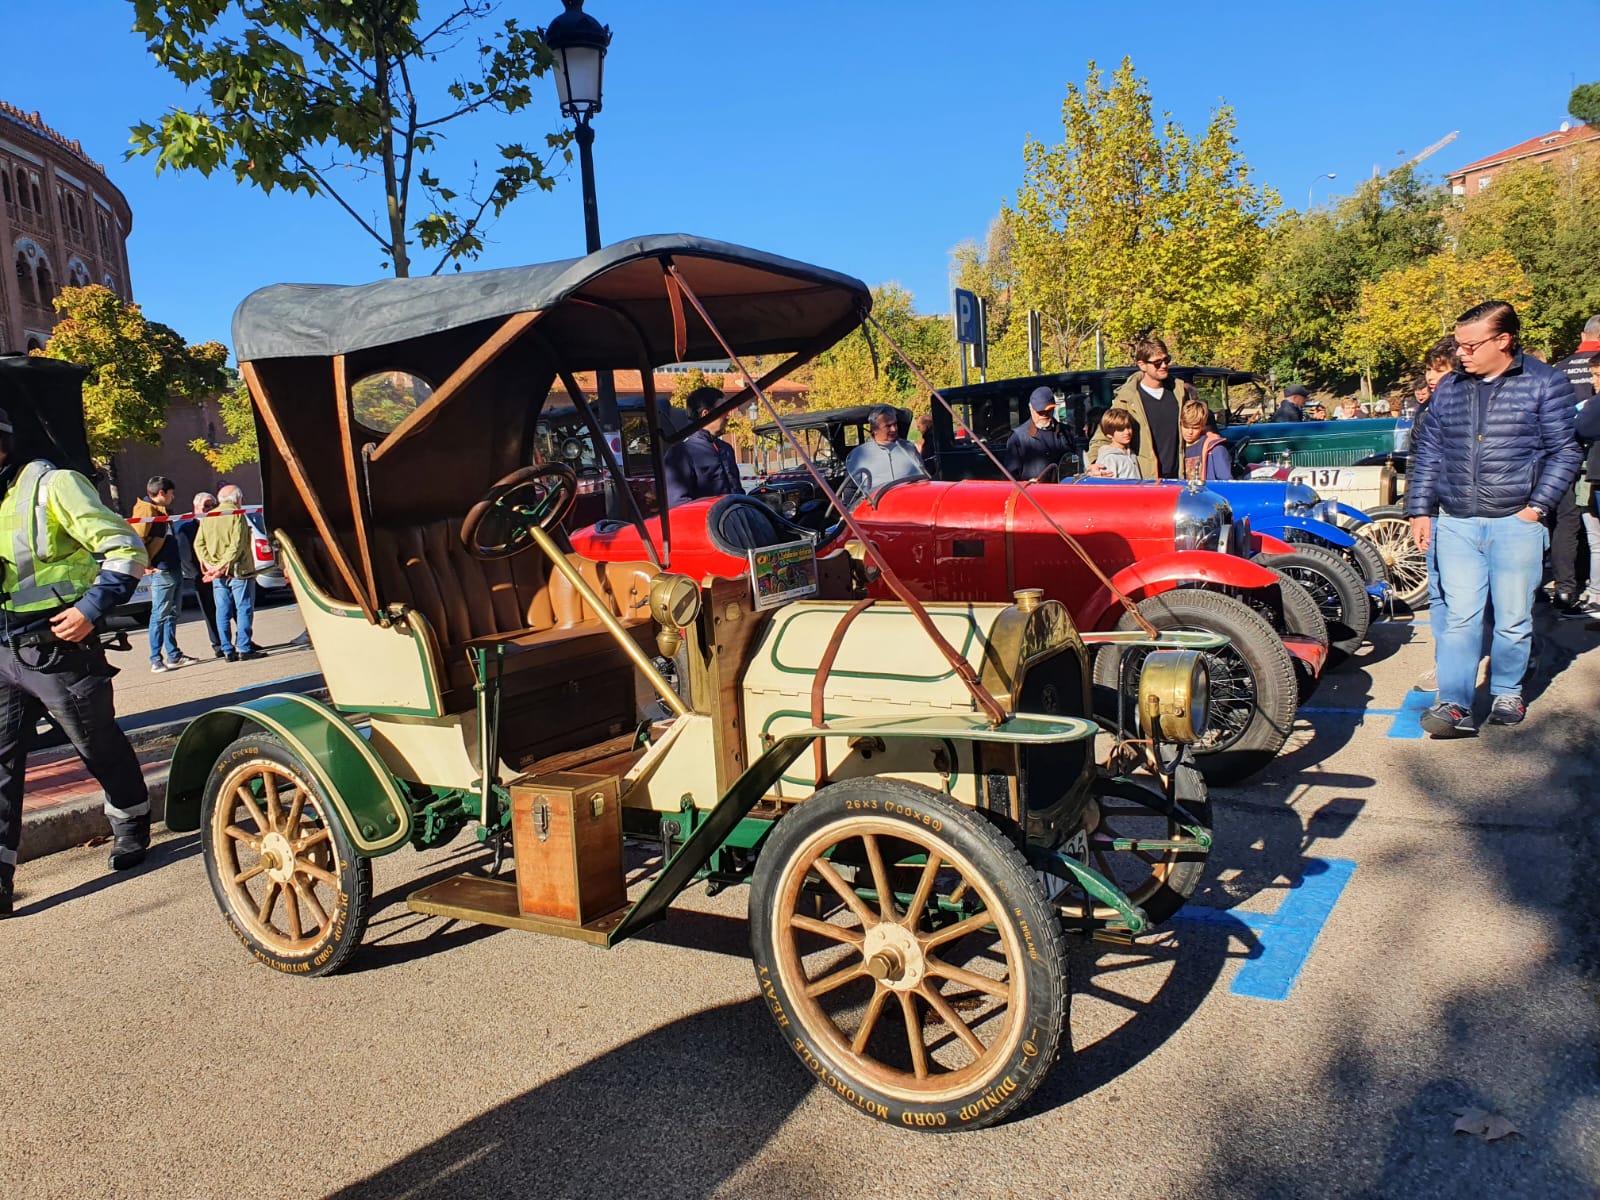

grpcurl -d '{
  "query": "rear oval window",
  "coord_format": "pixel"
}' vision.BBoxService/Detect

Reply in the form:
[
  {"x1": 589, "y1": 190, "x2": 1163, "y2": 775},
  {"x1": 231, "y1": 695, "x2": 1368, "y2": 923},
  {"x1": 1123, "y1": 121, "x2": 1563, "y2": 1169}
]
[{"x1": 350, "y1": 371, "x2": 434, "y2": 433}]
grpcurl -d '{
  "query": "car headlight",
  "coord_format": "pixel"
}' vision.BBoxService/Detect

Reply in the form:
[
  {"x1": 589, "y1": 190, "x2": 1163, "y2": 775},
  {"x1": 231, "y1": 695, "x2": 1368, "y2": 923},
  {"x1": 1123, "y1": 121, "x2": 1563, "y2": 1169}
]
[
  {"x1": 1137, "y1": 649, "x2": 1209, "y2": 744},
  {"x1": 782, "y1": 494, "x2": 799, "y2": 519},
  {"x1": 1311, "y1": 499, "x2": 1338, "y2": 524},
  {"x1": 1174, "y1": 484, "x2": 1229, "y2": 552},
  {"x1": 1284, "y1": 481, "x2": 1319, "y2": 515}
]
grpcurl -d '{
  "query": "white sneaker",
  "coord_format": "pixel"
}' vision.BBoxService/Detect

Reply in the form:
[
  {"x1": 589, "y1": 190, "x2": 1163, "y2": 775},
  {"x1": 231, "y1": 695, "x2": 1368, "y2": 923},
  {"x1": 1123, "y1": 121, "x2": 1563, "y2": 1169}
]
[{"x1": 150, "y1": 661, "x2": 168, "y2": 673}]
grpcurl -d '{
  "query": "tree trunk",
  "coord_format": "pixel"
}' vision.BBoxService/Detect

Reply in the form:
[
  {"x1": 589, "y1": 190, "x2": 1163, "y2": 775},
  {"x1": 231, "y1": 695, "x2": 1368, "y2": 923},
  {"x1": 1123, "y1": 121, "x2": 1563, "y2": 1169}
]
[{"x1": 372, "y1": 22, "x2": 410, "y2": 278}]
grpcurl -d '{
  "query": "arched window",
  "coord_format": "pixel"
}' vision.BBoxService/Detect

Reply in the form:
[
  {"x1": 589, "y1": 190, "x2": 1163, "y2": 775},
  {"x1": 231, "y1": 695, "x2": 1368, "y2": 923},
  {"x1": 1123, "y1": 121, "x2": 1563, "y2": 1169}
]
[
  {"x1": 14, "y1": 251, "x2": 35, "y2": 306},
  {"x1": 25, "y1": 336, "x2": 43, "y2": 353},
  {"x1": 29, "y1": 173, "x2": 41, "y2": 212},
  {"x1": 35, "y1": 261, "x2": 53, "y2": 305},
  {"x1": 0, "y1": 169, "x2": 11, "y2": 205},
  {"x1": 15, "y1": 168, "x2": 29, "y2": 210},
  {"x1": 67, "y1": 258, "x2": 89, "y2": 289},
  {"x1": 102, "y1": 273, "x2": 118, "y2": 296}
]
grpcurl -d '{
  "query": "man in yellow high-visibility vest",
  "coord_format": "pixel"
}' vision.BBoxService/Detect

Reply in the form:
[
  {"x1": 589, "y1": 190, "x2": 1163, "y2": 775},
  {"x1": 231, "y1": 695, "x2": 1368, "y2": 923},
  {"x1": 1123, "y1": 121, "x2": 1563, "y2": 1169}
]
[{"x1": 0, "y1": 405, "x2": 150, "y2": 917}]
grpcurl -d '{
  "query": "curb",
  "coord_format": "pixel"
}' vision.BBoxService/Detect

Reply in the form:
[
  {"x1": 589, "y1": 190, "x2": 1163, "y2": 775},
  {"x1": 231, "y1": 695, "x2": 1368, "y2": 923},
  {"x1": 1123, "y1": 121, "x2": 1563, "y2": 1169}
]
[{"x1": 20, "y1": 766, "x2": 170, "y2": 865}]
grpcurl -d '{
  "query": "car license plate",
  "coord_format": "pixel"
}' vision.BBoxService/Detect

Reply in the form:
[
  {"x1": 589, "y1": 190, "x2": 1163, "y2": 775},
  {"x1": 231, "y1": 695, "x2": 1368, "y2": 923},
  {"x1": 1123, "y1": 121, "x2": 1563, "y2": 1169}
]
[{"x1": 1290, "y1": 467, "x2": 1352, "y2": 492}]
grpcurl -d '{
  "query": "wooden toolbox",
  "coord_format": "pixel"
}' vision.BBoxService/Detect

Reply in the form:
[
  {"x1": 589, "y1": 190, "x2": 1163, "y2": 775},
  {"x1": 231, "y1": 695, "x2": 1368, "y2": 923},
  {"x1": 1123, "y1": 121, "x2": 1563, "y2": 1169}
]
[{"x1": 510, "y1": 770, "x2": 626, "y2": 925}]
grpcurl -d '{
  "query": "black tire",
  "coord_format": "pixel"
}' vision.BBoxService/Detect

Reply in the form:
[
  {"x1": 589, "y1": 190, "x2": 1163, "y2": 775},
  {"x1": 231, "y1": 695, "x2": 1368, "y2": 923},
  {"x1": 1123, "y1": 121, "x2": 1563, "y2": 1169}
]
[
  {"x1": 1093, "y1": 590, "x2": 1299, "y2": 785},
  {"x1": 1346, "y1": 536, "x2": 1389, "y2": 588},
  {"x1": 1256, "y1": 545, "x2": 1370, "y2": 661},
  {"x1": 749, "y1": 777, "x2": 1069, "y2": 1132},
  {"x1": 201, "y1": 732, "x2": 373, "y2": 976},
  {"x1": 1246, "y1": 568, "x2": 1330, "y2": 704},
  {"x1": 1359, "y1": 506, "x2": 1429, "y2": 610},
  {"x1": 1051, "y1": 763, "x2": 1212, "y2": 928}
]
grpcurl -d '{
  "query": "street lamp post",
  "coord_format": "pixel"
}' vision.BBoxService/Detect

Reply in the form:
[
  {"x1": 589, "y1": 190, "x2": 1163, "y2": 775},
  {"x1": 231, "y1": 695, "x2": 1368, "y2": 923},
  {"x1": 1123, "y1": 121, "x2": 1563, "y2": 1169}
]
[
  {"x1": 1307, "y1": 171, "x2": 1337, "y2": 211},
  {"x1": 542, "y1": 0, "x2": 621, "y2": 445}
]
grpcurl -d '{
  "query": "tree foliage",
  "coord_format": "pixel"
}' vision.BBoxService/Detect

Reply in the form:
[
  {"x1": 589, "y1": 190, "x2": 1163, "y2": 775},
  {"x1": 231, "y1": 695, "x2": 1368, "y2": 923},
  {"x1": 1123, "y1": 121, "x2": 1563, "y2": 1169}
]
[
  {"x1": 1005, "y1": 58, "x2": 1276, "y2": 369},
  {"x1": 1569, "y1": 83, "x2": 1600, "y2": 127},
  {"x1": 1340, "y1": 249, "x2": 1531, "y2": 384},
  {"x1": 129, "y1": 0, "x2": 570, "y2": 277},
  {"x1": 806, "y1": 284, "x2": 957, "y2": 415},
  {"x1": 1451, "y1": 155, "x2": 1600, "y2": 352},
  {"x1": 190, "y1": 376, "x2": 259, "y2": 472},
  {"x1": 40, "y1": 285, "x2": 229, "y2": 461}
]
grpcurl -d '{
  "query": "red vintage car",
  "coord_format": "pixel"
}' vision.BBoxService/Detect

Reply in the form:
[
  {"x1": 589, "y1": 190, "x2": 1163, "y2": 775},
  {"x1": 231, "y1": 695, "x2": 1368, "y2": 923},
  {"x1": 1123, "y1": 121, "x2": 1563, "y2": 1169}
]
[{"x1": 569, "y1": 477, "x2": 1326, "y2": 784}]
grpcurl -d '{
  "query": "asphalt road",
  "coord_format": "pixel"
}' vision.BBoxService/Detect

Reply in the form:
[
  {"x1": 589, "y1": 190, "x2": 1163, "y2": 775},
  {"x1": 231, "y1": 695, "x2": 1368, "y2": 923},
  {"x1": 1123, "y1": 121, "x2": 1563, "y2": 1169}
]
[{"x1": 4, "y1": 613, "x2": 1598, "y2": 1199}]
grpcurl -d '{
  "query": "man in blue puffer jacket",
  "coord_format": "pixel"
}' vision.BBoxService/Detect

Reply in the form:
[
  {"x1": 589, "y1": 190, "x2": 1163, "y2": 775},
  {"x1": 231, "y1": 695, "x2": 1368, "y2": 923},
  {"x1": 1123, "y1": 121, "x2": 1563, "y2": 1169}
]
[{"x1": 1407, "y1": 301, "x2": 1581, "y2": 736}]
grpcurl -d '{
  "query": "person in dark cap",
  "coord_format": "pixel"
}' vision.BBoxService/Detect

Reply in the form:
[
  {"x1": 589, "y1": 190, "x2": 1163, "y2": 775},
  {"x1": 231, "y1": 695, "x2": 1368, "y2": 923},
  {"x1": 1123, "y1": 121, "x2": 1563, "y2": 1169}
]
[
  {"x1": 1005, "y1": 387, "x2": 1079, "y2": 480},
  {"x1": 1272, "y1": 385, "x2": 1309, "y2": 423},
  {"x1": 664, "y1": 385, "x2": 744, "y2": 507}
]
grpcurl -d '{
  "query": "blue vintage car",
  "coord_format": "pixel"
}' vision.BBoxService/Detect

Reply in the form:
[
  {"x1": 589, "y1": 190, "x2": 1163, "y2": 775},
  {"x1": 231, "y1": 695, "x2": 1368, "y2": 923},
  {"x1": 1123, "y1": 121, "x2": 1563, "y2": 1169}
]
[{"x1": 1064, "y1": 476, "x2": 1388, "y2": 659}]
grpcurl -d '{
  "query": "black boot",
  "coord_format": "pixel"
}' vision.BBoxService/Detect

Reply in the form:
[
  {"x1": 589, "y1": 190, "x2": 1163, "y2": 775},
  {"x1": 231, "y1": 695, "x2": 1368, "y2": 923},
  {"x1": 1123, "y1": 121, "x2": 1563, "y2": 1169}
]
[
  {"x1": 108, "y1": 823, "x2": 150, "y2": 872},
  {"x1": 0, "y1": 885, "x2": 12, "y2": 918}
]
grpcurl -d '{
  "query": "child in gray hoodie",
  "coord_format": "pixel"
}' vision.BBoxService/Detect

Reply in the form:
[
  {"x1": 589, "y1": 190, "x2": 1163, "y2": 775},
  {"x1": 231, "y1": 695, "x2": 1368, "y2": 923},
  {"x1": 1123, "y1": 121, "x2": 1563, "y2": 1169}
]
[{"x1": 1093, "y1": 408, "x2": 1142, "y2": 479}]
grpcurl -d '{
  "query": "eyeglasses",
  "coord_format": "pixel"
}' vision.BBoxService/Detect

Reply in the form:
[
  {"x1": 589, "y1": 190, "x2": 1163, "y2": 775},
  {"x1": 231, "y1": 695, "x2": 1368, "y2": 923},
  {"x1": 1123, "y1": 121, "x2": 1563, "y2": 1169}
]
[
  {"x1": 1143, "y1": 357, "x2": 1171, "y2": 368},
  {"x1": 1454, "y1": 333, "x2": 1504, "y2": 354}
]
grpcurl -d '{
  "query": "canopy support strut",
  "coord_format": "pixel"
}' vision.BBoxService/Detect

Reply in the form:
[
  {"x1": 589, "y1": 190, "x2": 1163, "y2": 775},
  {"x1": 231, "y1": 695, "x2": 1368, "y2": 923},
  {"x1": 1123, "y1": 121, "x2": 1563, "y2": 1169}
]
[{"x1": 333, "y1": 354, "x2": 381, "y2": 615}]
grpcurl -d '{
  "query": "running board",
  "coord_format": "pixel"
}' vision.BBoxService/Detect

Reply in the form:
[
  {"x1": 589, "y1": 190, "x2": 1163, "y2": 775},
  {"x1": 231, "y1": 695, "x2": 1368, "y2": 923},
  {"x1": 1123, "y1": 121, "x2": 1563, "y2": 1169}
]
[{"x1": 407, "y1": 874, "x2": 628, "y2": 947}]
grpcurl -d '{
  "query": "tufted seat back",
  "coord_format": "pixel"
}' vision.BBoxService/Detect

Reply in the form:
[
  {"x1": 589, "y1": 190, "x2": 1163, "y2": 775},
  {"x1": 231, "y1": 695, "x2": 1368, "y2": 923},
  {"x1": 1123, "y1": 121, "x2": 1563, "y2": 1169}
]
[{"x1": 299, "y1": 518, "x2": 653, "y2": 653}]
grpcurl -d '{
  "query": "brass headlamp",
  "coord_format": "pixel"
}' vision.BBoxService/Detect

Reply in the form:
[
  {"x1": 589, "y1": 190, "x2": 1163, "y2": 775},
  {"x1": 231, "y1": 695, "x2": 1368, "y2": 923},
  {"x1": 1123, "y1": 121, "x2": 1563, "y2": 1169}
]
[{"x1": 1136, "y1": 649, "x2": 1209, "y2": 744}]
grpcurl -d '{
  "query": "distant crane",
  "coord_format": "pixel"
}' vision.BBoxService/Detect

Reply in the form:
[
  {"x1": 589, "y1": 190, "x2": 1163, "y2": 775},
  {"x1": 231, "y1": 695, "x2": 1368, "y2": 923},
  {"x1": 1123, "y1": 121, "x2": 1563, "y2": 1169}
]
[{"x1": 1373, "y1": 131, "x2": 1460, "y2": 178}]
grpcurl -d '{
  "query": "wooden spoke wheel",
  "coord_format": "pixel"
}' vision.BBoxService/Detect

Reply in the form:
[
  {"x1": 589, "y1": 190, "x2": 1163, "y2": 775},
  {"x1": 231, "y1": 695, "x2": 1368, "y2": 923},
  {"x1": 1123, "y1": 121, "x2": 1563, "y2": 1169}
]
[
  {"x1": 460, "y1": 464, "x2": 579, "y2": 560},
  {"x1": 201, "y1": 733, "x2": 372, "y2": 976},
  {"x1": 1357, "y1": 509, "x2": 1429, "y2": 609},
  {"x1": 749, "y1": 779, "x2": 1068, "y2": 1131}
]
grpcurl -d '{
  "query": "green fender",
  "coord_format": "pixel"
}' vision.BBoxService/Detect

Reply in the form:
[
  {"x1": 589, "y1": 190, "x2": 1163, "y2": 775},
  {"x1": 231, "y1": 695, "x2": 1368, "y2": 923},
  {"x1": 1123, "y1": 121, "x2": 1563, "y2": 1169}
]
[{"x1": 164, "y1": 693, "x2": 412, "y2": 855}]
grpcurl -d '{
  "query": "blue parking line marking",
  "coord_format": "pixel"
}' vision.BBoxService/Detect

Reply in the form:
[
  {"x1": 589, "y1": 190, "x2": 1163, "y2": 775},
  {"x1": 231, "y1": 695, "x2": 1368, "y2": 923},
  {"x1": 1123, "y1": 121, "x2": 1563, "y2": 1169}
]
[
  {"x1": 1177, "y1": 857, "x2": 1356, "y2": 1001},
  {"x1": 1299, "y1": 693, "x2": 1431, "y2": 739}
]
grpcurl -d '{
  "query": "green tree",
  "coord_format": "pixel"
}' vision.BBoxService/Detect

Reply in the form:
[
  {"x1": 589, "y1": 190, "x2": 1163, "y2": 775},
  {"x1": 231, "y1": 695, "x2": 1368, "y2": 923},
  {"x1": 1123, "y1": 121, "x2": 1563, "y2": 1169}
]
[
  {"x1": 950, "y1": 214, "x2": 1035, "y2": 379},
  {"x1": 806, "y1": 284, "x2": 957, "y2": 415},
  {"x1": 1569, "y1": 82, "x2": 1600, "y2": 126},
  {"x1": 1451, "y1": 155, "x2": 1600, "y2": 355},
  {"x1": 1340, "y1": 249, "x2": 1531, "y2": 387},
  {"x1": 1005, "y1": 58, "x2": 1276, "y2": 369},
  {"x1": 1251, "y1": 167, "x2": 1445, "y2": 387},
  {"x1": 41, "y1": 285, "x2": 229, "y2": 466},
  {"x1": 190, "y1": 373, "x2": 259, "y2": 472},
  {"x1": 129, "y1": 0, "x2": 569, "y2": 277}
]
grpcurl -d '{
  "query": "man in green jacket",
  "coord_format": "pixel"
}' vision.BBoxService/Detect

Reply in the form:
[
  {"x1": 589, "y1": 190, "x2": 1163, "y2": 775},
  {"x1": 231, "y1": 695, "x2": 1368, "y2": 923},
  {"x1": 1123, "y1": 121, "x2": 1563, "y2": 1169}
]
[
  {"x1": 0, "y1": 405, "x2": 151, "y2": 916},
  {"x1": 193, "y1": 483, "x2": 265, "y2": 663}
]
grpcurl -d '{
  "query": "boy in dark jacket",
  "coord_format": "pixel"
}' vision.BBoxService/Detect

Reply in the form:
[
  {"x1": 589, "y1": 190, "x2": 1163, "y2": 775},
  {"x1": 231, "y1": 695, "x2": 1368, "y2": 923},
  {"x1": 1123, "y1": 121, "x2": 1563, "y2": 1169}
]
[{"x1": 1407, "y1": 302, "x2": 1581, "y2": 735}]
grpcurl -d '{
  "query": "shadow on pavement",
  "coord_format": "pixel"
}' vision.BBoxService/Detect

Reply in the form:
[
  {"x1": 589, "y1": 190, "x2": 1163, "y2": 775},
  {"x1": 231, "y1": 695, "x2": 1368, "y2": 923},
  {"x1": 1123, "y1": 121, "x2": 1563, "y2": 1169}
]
[
  {"x1": 325, "y1": 997, "x2": 811, "y2": 1200},
  {"x1": 15, "y1": 832, "x2": 200, "y2": 918}
]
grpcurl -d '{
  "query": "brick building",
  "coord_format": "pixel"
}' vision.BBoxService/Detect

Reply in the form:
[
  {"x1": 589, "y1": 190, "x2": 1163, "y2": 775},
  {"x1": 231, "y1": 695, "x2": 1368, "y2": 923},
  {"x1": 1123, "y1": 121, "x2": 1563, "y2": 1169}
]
[
  {"x1": 1447, "y1": 121, "x2": 1600, "y2": 195},
  {"x1": 0, "y1": 101, "x2": 134, "y2": 353}
]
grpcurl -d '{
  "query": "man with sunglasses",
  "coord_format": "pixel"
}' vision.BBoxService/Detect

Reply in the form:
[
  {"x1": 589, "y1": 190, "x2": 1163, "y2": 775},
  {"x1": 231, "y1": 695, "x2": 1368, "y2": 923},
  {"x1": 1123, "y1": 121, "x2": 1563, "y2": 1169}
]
[
  {"x1": 1089, "y1": 336, "x2": 1192, "y2": 479},
  {"x1": 1408, "y1": 300, "x2": 1581, "y2": 736}
]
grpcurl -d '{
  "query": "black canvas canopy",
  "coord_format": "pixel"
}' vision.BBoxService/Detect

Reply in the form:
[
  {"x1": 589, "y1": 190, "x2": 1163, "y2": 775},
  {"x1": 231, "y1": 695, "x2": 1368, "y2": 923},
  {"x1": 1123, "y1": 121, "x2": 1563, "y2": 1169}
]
[
  {"x1": 232, "y1": 234, "x2": 871, "y2": 368},
  {"x1": 0, "y1": 355, "x2": 93, "y2": 474}
]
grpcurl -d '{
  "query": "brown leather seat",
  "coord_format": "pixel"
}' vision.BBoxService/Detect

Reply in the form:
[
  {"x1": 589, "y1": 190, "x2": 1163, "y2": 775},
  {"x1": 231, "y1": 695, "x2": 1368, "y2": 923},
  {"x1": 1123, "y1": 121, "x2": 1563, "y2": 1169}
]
[{"x1": 299, "y1": 519, "x2": 655, "y2": 711}]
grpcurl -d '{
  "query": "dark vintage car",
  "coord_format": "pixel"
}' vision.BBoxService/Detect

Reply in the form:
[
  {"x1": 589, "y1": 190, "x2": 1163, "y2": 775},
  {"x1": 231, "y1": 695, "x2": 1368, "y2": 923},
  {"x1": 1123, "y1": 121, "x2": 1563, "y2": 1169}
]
[{"x1": 534, "y1": 396, "x2": 667, "y2": 527}]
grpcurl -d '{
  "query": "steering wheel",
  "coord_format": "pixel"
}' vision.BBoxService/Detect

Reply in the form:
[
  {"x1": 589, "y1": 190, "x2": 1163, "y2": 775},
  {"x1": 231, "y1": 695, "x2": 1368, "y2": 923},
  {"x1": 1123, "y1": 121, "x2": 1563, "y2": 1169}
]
[{"x1": 460, "y1": 464, "x2": 579, "y2": 559}]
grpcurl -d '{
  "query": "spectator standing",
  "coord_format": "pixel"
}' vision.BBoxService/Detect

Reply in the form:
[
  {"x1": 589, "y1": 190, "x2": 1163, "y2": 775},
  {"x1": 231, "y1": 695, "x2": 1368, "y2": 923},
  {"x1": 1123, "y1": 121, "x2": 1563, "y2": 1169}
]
[
  {"x1": 1547, "y1": 314, "x2": 1600, "y2": 617},
  {"x1": 664, "y1": 386, "x2": 743, "y2": 508},
  {"x1": 911, "y1": 413, "x2": 934, "y2": 457},
  {"x1": 1093, "y1": 409, "x2": 1142, "y2": 479},
  {"x1": 1271, "y1": 385, "x2": 1309, "y2": 423},
  {"x1": 130, "y1": 476, "x2": 199, "y2": 672},
  {"x1": 1178, "y1": 401, "x2": 1232, "y2": 482},
  {"x1": 1005, "y1": 387, "x2": 1078, "y2": 480},
  {"x1": 174, "y1": 492, "x2": 224, "y2": 658},
  {"x1": 1088, "y1": 336, "x2": 1190, "y2": 479},
  {"x1": 194, "y1": 484, "x2": 266, "y2": 663},
  {"x1": 1408, "y1": 301, "x2": 1581, "y2": 736}
]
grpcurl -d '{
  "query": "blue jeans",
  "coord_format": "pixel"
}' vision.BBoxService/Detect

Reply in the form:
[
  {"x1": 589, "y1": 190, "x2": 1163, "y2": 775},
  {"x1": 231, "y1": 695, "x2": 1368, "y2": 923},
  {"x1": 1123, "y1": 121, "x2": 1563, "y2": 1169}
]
[
  {"x1": 1434, "y1": 513, "x2": 1547, "y2": 707},
  {"x1": 1426, "y1": 518, "x2": 1446, "y2": 644},
  {"x1": 213, "y1": 577, "x2": 256, "y2": 655},
  {"x1": 147, "y1": 569, "x2": 181, "y2": 664}
]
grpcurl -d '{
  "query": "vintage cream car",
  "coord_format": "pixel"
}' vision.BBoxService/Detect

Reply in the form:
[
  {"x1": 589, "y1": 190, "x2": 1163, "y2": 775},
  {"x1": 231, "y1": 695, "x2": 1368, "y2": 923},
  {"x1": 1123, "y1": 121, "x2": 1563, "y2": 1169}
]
[{"x1": 164, "y1": 236, "x2": 1219, "y2": 1131}]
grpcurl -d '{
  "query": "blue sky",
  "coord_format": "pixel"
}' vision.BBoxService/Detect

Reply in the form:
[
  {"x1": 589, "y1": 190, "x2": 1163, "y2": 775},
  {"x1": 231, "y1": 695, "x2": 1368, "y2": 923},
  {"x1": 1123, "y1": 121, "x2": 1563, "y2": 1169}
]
[{"x1": 8, "y1": 0, "x2": 1596, "y2": 356}]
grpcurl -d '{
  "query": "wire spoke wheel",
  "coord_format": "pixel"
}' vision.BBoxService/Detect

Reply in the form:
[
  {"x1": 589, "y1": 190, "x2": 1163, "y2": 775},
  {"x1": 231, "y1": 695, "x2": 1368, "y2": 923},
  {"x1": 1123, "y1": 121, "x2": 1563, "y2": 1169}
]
[
  {"x1": 201, "y1": 733, "x2": 372, "y2": 976},
  {"x1": 1358, "y1": 514, "x2": 1428, "y2": 607},
  {"x1": 1256, "y1": 546, "x2": 1370, "y2": 657},
  {"x1": 750, "y1": 779, "x2": 1068, "y2": 1130}
]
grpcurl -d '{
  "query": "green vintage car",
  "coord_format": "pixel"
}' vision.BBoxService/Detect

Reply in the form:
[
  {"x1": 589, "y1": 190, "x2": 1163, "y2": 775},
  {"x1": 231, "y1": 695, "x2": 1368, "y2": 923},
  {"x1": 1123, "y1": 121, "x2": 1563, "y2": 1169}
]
[{"x1": 1218, "y1": 416, "x2": 1426, "y2": 607}]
